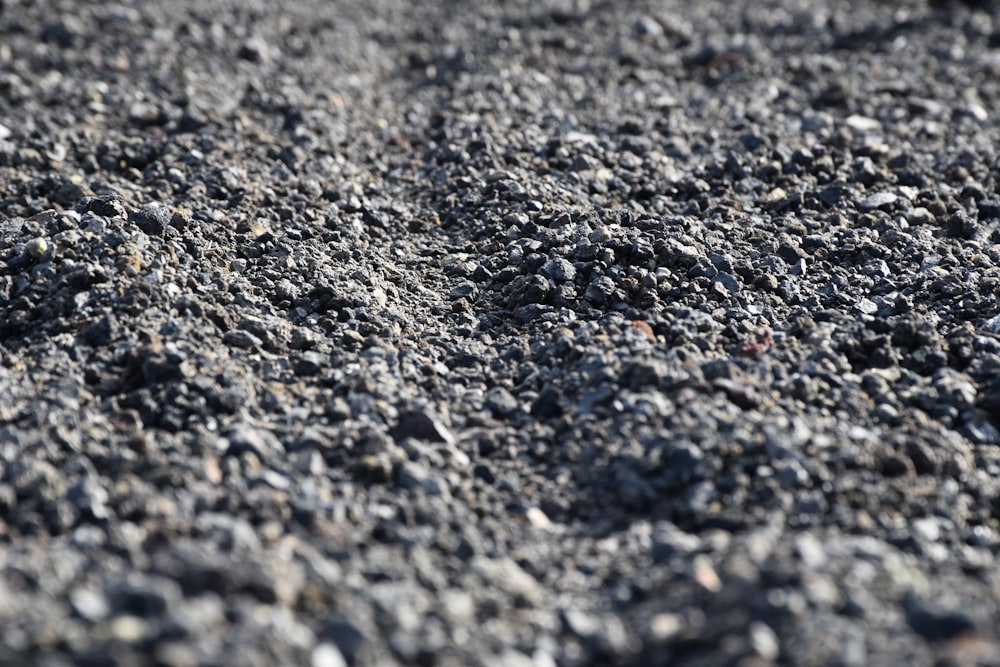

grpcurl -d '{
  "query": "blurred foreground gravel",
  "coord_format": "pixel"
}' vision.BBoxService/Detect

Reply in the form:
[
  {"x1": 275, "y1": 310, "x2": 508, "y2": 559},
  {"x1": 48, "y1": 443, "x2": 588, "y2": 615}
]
[{"x1": 2, "y1": 1, "x2": 1000, "y2": 665}]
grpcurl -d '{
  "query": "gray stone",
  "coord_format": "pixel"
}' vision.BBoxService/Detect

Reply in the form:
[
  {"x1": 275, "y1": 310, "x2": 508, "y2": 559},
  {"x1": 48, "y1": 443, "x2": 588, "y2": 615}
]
[
  {"x1": 484, "y1": 386, "x2": 520, "y2": 417},
  {"x1": 128, "y1": 203, "x2": 172, "y2": 235},
  {"x1": 540, "y1": 257, "x2": 577, "y2": 283},
  {"x1": 397, "y1": 461, "x2": 446, "y2": 495},
  {"x1": 393, "y1": 410, "x2": 455, "y2": 445}
]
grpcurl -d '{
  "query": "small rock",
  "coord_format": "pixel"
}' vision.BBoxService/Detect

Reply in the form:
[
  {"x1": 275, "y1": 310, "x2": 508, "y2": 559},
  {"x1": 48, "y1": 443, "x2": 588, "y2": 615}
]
[
  {"x1": 663, "y1": 442, "x2": 707, "y2": 483},
  {"x1": 737, "y1": 329, "x2": 774, "y2": 357},
  {"x1": 693, "y1": 555, "x2": 722, "y2": 592},
  {"x1": 854, "y1": 298, "x2": 879, "y2": 316},
  {"x1": 634, "y1": 15, "x2": 664, "y2": 39},
  {"x1": 78, "y1": 194, "x2": 127, "y2": 218},
  {"x1": 397, "y1": 461, "x2": 446, "y2": 495},
  {"x1": 67, "y1": 478, "x2": 110, "y2": 521},
  {"x1": 70, "y1": 588, "x2": 111, "y2": 621},
  {"x1": 484, "y1": 386, "x2": 519, "y2": 417},
  {"x1": 448, "y1": 281, "x2": 478, "y2": 300},
  {"x1": 392, "y1": 410, "x2": 455, "y2": 445},
  {"x1": 977, "y1": 198, "x2": 1000, "y2": 219},
  {"x1": 585, "y1": 276, "x2": 616, "y2": 303},
  {"x1": 320, "y1": 616, "x2": 367, "y2": 663},
  {"x1": 912, "y1": 517, "x2": 940, "y2": 542},
  {"x1": 25, "y1": 237, "x2": 49, "y2": 259},
  {"x1": 108, "y1": 615, "x2": 149, "y2": 642},
  {"x1": 238, "y1": 37, "x2": 272, "y2": 64},
  {"x1": 524, "y1": 507, "x2": 553, "y2": 529},
  {"x1": 129, "y1": 203, "x2": 172, "y2": 236},
  {"x1": 688, "y1": 257, "x2": 718, "y2": 279},
  {"x1": 311, "y1": 643, "x2": 347, "y2": 667},
  {"x1": 795, "y1": 534, "x2": 827, "y2": 569},
  {"x1": 712, "y1": 272, "x2": 740, "y2": 294},
  {"x1": 858, "y1": 192, "x2": 898, "y2": 212},
  {"x1": 906, "y1": 597, "x2": 977, "y2": 641},
  {"x1": 879, "y1": 451, "x2": 913, "y2": 478},
  {"x1": 966, "y1": 102, "x2": 988, "y2": 122},
  {"x1": 845, "y1": 115, "x2": 881, "y2": 132},
  {"x1": 106, "y1": 575, "x2": 180, "y2": 618},
  {"x1": 563, "y1": 608, "x2": 599, "y2": 638},
  {"x1": 223, "y1": 329, "x2": 263, "y2": 350},
  {"x1": 295, "y1": 351, "x2": 326, "y2": 377},
  {"x1": 648, "y1": 613, "x2": 682, "y2": 641},
  {"x1": 622, "y1": 358, "x2": 668, "y2": 389},
  {"x1": 540, "y1": 257, "x2": 577, "y2": 283},
  {"x1": 712, "y1": 378, "x2": 759, "y2": 408},
  {"x1": 471, "y1": 556, "x2": 543, "y2": 606},
  {"x1": 651, "y1": 522, "x2": 701, "y2": 561},
  {"x1": 531, "y1": 388, "x2": 563, "y2": 418},
  {"x1": 906, "y1": 206, "x2": 934, "y2": 225},
  {"x1": 817, "y1": 185, "x2": 849, "y2": 206},
  {"x1": 749, "y1": 622, "x2": 780, "y2": 661},
  {"x1": 224, "y1": 425, "x2": 284, "y2": 459},
  {"x1": 776, "y1": 459, "x2": 810, "y2": 489}
]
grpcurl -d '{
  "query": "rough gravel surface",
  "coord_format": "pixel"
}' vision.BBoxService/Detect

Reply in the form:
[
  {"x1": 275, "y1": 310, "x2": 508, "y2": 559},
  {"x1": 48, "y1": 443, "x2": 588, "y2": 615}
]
[{"x1": 2, "y1": 1, "x2": 1000, "y2": 666}]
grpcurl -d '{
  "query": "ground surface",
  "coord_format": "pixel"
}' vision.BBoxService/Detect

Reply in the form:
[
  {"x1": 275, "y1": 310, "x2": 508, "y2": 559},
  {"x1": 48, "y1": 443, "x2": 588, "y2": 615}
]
[{"x1": 2, "y1": 0, "x2": 1000, "y2": 665}]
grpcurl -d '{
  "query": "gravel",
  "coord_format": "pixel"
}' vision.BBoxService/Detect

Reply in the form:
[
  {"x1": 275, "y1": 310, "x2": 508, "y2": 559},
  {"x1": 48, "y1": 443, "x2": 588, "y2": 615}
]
[{"x1": 2, "y1": 0, "x2": 1000, "y2": 665}]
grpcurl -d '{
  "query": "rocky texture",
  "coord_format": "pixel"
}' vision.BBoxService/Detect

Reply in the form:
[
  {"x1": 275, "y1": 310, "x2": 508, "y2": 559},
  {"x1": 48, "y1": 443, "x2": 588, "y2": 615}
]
[{"x1": 2, "y1": 0, "x2": 1000, "y2": 665}]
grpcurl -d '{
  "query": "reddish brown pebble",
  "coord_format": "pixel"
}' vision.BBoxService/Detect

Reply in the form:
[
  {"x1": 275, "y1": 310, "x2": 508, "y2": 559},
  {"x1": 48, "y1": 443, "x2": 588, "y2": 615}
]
[
  {"x1": 737, "y1": 329, "x2": 774, "y2": 357},
  {"x1": 631, "y1": 320, "x2": 656, "y2": 341}
]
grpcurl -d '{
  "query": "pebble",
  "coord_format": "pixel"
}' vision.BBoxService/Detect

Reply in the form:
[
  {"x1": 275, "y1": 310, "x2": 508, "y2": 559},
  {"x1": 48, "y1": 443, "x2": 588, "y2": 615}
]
[
  {"x1": 484, "y1": 386, "x2": 520, "y2": 417},
  {"x1": 712, "y1": 272, "x2": 740, "y2": 294},
  {"x1": 563, "y1": 607, "x2": 599, "y2": 638},
  {"x1": 67, "y1": 478, "x2": 111, "y2": 520},
  {"x1": 976, "y1": 199, "x2": 1000, "y2": 219},
  {"x1": 693, "y1": 556, "x2": 722, "y2": 592},
  {"x1": 906, "y1": 598, "x2": 977, "y2": 641},
  {"x1": 70, "y1": 588, "x2": 111, "y2": 622},
  {"x1": 539, "y1": 257, "x2": 577, "y2": 283},
  {"x1": 25, "y1": 236, "x2": 49, "y2": 259},
  {"x1": 319, "y1": 616, "x2": 367, "y2": 663},
  {"x1": 129, "y1": 203, "x2": 172, "y2": 236},
  {"x1": 651, "y1": 522, "x2": 701, "y2": 561},
  {"x1": 224, "y1": 425, "x2": 284, "y2": 459},
  {"x1": 472, "y1": 557, "x2": 543, "y2": 607},
  {"x1": 858, "y1": 192, "x2": 898, "y2": 211},
  {"x1": 222, "y1": 329, "x2": 263, "y2": 350},
  {"x1": 295, "y1": 351, "x2": 326, "y2": 377},
  {"x1": 448, "y1": 280, "x2": 478, "y2": 300},
  {"x1": 585, "y1": 276, "x2": 616, "y2": 303},
  {"x1": 310, "y1": 643, "x2": 347, "y2": 667},
  {"x1": 647, "y1": 613, "x2": 683, "y2": 641},
  {"x1": 525, "y1": 506, "x2": 553, "y2": 529},
  {"x1": 795, "y1": 534, "x2": 827, "y2": 569},
  {"x1": 634, "y1": 15, "x2": 664, "y2": 39},
  {"x1": 749, "y1": 622, "x2": 780, "y2": 661},
  {"x1": 108, "y1": 615, "x2": 149, "y2": 642},
  {"x1": 397, "y1": 461, "x2": 446, "y2": 495},
  {"x1": 845, "y1": 114, "x2": 881, "y2": 133},
  {"x1": 853, "y1": 298, "x2": 879, "y2": 316},
  {"x1": 392, "y1": 410, "x2": 455, "y2": 445}
]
